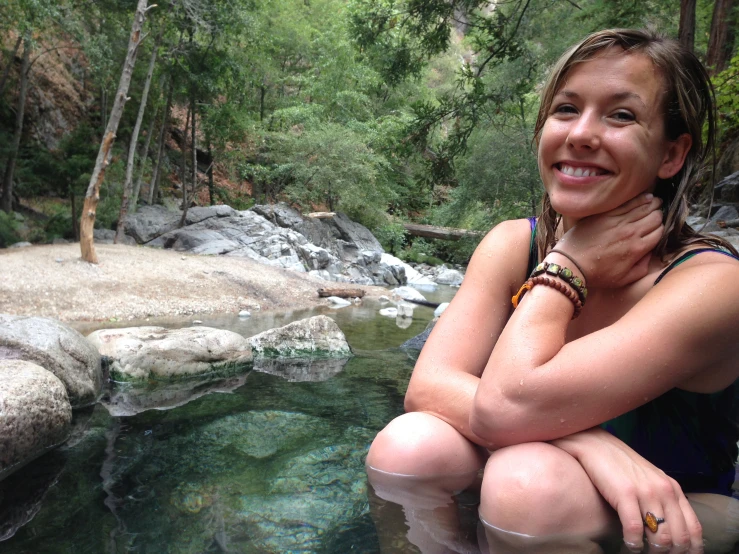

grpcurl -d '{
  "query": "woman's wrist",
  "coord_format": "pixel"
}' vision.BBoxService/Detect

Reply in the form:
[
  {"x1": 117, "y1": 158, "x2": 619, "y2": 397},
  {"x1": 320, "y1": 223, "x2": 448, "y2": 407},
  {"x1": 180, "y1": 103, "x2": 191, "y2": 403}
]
[{"x1": 544, "y1": 251, "x2": 587, "y2": 285}]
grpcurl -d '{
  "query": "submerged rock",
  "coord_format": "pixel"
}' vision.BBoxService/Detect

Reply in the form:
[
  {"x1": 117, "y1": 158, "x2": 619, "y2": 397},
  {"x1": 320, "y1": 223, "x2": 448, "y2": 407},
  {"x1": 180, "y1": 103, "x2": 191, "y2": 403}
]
[
  {"x1": 249, "y1": 315, "x2": 351, "y2": 358},
  {"x1": 254, "y1": 357, "x2": 350, "y2": 382},
  {"x1": 101, "y1": 374, "x2": 250, "y2": 417},
  {"x1": 0, "y1": 315, "x2": 102, "y2": 408},
  {"x1": 87, "y1": 326, "x2": 253, "y2": 382},
  {"x1": 0, "y1": 360, "x2": 72, "y2": 481}
]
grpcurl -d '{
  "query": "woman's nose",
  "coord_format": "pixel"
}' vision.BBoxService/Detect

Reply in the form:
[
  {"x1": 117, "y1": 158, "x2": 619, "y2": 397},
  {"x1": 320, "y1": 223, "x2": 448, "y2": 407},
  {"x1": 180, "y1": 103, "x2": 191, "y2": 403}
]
[{"x1": 566, "y1": 112, "x2": 602, "y2": 150}]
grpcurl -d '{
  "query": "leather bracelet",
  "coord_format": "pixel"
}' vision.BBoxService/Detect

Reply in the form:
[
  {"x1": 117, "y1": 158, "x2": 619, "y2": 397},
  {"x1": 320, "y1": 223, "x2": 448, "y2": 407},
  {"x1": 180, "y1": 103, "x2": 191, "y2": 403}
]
[
  {"x1": 531, "y1": 261, "x2": 588, "y2": 305},
  {"x1": 511, "y1": 276, "x2": 583, "y2": 319},
  {"x1": 550, "y1": 248, "x2": 589, "y2": 283}
]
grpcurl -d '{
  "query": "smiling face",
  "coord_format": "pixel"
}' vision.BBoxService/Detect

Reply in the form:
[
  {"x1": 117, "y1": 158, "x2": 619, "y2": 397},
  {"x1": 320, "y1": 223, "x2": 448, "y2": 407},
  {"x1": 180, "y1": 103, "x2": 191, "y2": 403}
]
[{"x1": 537, "y1": 48, "x2": 689, "y2": 225}]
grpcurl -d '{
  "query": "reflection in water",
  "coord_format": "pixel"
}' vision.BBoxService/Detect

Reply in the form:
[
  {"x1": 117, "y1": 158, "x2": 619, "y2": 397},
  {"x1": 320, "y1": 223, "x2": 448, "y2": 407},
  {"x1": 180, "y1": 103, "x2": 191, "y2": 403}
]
[{"x1": 367, "y1": 466, "x2": 739, "y2": 554}]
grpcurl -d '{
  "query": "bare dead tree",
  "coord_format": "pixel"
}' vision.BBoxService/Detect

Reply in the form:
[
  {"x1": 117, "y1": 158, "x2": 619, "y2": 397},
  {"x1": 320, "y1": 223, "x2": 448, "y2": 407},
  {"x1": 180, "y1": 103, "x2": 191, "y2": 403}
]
[
  {"x1": 115, "y1": 27, "x2": 162, "y2": 243},
  {"x1": 79, "y1": 0, "x2": 153, "y2": 263}
]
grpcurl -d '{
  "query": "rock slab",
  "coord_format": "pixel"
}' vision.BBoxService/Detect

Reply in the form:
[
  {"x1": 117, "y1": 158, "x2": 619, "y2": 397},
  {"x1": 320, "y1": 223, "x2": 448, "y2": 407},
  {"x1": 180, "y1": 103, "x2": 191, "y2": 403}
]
[
  {"x1": 0, "y1": 360, "x2": 72, "y2": 481},
  {"x1": 87, "y1": 326, "x2": 253, "y2": 381},
  {"x1": 0, "y1": 315, "x2": 102, "y2": 408},
  {"x1": 249, "y1": 315, "x2": 351, "y2": 358}
]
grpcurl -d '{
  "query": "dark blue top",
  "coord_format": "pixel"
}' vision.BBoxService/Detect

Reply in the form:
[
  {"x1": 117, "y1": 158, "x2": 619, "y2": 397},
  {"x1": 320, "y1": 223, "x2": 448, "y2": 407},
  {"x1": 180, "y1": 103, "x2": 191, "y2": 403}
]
[{"x1": 525, "y1": 220, "x2": 739, "y2": 495}]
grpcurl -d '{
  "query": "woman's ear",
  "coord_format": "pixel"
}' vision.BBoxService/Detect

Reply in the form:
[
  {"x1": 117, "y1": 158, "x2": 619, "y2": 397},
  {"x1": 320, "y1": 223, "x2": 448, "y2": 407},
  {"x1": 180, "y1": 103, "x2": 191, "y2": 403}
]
[{"x1": 658, "y1": 133, "x2": 692, "y2": 179}]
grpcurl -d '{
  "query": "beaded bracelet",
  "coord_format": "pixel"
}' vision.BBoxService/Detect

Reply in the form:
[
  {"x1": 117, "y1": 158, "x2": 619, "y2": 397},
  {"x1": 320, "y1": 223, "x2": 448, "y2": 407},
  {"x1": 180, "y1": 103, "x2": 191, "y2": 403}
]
[
  {"x1": 549, "y1": 248, "x2": 589, "y2": 283},
  {"x1": 531, "y1": 261, "x2": 588, "y2": 305},
  {"x1": 511, "y1": 275, "x2": 583, "y2": 319}
]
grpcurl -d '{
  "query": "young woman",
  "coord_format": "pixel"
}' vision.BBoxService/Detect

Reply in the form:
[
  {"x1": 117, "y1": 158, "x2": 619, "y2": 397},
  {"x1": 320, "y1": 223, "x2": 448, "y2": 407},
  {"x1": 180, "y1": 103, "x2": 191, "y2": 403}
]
[{"x1": 367, "y1": 29, "x2": 739, "y2": 553}]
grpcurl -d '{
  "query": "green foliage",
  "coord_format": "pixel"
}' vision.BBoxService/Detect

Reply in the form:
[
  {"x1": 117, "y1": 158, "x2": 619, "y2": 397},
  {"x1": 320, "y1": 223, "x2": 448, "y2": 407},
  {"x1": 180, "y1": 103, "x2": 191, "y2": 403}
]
[
  {"x1": 373, "y1": 220, "x2": 407, "y2": 254},
  {"x1": 0, "y1": 211, "x2": 20, "y2": 247},
  {"x1": 715, "y1": 53, "x2": 739, "y2": 141}
]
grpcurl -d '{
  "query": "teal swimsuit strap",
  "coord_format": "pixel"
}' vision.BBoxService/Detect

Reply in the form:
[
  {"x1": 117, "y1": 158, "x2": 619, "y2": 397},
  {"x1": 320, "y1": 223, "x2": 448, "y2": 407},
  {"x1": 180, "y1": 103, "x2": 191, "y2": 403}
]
[
  {"x1": 654, "y1": 247, "x2": 739, "y2": 285},
  {"x1": 526, "y1": 217, "x2": 538, "y2": 276}
]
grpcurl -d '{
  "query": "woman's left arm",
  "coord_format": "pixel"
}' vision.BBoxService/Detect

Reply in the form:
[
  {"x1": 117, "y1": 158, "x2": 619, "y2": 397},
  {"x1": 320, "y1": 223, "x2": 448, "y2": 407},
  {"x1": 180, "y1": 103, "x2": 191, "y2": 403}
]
[{"x1": 470, "y1": 197, "x2": 739, "y2": 447}]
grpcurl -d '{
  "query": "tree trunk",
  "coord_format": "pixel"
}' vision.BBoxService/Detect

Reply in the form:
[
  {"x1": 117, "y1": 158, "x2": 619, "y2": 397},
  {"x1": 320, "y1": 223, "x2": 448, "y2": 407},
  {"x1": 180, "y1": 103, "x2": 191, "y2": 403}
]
[
  {"x1": 178, "y1": 105, "x2": 191, "y2": 213},
  {"x1": 80, "y1": 0, "x2": 149, "y2": 264},
  {"x1": 149, "y1": 83, "x2": 172, "y2": 205},
  {"x1": 707, "y1": 0, "x2": 736, "y2": 73},
  {"x1": 131, "y1": 101, "x2": 158, "y2": 210},
  {"x1": 115, "y1": 31, "x2": 160, "y2": 243},
  {"x1": 207, "y1": 142, "x2": 214, "y2": 206},
  {"x1": 70, "y1": 190, "x2": 79, "y2": 241},
  {"x1": 0, "y1": 35, "x2": 23, "y2": 100},
  {"x1": 179, "y1": 92, "x2": 197, "y2": 228},
  {"x1": 1, "y1": 36, "x2": 31, "y2": 214},
  {"x1": 679, "y1": 0, "x2": 697, "y2": 52}
]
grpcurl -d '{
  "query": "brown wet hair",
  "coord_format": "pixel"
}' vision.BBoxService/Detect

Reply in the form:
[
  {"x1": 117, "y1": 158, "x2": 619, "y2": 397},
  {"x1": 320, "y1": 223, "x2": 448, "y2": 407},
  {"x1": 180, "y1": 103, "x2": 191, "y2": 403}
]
[{"x1": 532, "y1": 28, "x2": 737, "y2": 260}]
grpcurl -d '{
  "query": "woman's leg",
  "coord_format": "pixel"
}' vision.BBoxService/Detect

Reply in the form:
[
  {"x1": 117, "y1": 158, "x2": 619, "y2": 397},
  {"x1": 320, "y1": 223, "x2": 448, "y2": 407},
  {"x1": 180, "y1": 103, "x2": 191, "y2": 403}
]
[
  {"x1": 366, "y1": 412, "x2": 488, "y2": 553},
  {"x1": 479, "y1": 442, "x2": 619, "y2": 553},
  {"x1": 686, "y1": 493, "x2": 739, "y2": 553}
]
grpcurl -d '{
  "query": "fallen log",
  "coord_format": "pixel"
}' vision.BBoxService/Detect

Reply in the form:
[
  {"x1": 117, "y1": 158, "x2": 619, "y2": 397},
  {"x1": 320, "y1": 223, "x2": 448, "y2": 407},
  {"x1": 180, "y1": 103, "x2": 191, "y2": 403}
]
[
  {"x1": 717, "y1": 219, "x2": 739, "y2": 229},
  {"x1": 402, "y1": 223, "x2": 482, "y2": 241},
  {"x1": 318, "y1": 288, "x2": 366, "y2": 299}
]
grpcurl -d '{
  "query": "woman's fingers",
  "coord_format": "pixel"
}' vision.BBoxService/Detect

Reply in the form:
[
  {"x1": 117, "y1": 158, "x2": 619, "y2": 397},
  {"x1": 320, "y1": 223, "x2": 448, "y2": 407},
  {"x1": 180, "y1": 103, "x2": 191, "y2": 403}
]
[
  {"x1": 617, "y1": 496, "x2": 647, "y2": 552},
  {"x1": 676, "y1": 492, "x2": 704, "y2": 553},
  {"x1": 609, "y1": 193, "x2": 657, "y2": 217}
]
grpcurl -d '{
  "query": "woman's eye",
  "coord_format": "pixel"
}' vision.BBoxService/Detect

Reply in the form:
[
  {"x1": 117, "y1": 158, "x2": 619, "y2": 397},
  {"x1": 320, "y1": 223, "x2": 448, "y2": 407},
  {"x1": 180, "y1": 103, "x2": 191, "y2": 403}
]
[
  {"x1": 553, "y1": 104, "x2": 577, "y2": 114},
  {"x1": 612, "y1": 111, "x2": 635, "y2": 122}
]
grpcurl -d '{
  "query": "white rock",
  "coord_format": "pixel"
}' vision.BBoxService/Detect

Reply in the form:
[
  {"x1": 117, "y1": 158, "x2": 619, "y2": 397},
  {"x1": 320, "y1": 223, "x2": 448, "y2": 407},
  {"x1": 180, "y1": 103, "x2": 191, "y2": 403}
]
[
  {"x1": 395, "y1": 315, "x2": 413, "y2": 329},
  {"x1": 238, "y1": 310, "x2": 251, "y2": 318},
  {"x1": 193, "y1": 320, "x2": 203, "y2": 325},
  {"x1": 326, "y1": 296, "x2": 351, "y2": 307},
  {"x1": 378, "y1": 295, "x2": 390, "y2": 303},
  {"x1": 391, "y1": 286, "x2": 427, "y2": 303},
  {"x1": 435, "y1": 268, "x2": 464, "y2": 286},
  {"x1": 249, "y1": 315, "x2": 351, "y2": 357},
  {"x1": 434, "y1": 302, "x2": 450, "y2": 317},
  {"x1": 397, "y1": 301, "x2": 415, "y2": 318},
  {"x1": 0, "y1": 360, "x2": 72, "y2": 480},
  {"x1": 87, "y1": 326, "x2": 253, "y2": 381},
  {"x1": 379, "y1": 307, "x2": 398, "y2": 317}
]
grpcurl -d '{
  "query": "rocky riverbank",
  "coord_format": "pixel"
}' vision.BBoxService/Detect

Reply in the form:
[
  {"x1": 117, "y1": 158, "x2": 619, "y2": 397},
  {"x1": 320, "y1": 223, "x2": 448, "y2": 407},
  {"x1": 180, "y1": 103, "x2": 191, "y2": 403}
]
[{"x1": 0, "y1": 242, "x2": 388, "y2": 322}]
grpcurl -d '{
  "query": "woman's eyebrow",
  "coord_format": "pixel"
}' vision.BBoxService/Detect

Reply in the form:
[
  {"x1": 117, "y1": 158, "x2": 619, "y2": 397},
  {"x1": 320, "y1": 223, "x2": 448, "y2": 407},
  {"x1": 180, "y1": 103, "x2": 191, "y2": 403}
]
[{"x1": 556, "y1": 89, "x2": 648, "y2": 108}]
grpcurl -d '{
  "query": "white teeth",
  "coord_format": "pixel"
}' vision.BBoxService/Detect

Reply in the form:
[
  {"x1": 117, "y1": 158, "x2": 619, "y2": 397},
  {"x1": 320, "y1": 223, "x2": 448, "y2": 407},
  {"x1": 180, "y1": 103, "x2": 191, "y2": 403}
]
[{"x1": 559, "y1": 164, "x2": 603, "y2": 177}]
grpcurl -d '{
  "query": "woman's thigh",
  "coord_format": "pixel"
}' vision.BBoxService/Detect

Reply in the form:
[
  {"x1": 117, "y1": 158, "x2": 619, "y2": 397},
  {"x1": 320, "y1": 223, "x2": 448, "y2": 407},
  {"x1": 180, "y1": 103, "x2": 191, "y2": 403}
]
[{"x1": 479, "y1": 442, "x2": 618, "y2": 542}]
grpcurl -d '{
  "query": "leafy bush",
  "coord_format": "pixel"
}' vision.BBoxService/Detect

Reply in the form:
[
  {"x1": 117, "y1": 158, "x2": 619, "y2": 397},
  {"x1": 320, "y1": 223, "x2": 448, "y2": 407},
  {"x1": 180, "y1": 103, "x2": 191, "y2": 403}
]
[
  {"x1": 373, "y1": 220, "x2": 407, "y2": 254},
  {"x1": 0, "y1": 211, "x2": 20, "y2": 248}
]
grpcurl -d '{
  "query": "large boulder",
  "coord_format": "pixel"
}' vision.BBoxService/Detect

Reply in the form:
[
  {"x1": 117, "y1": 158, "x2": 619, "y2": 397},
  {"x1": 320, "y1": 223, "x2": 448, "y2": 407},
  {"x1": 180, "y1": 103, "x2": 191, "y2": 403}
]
[
  {"x1": 0, "y1": 315, "x2": 102, "y2": 408},
  {"x1": 124, "y1": 204, "x2": 237, "y2": 244},
  {"x1": 87, "y1": 326, "x2": 253, "y2": 382},
  {"x1": 249, "y1": 315, "x2": 351, "y2": 358},
  {"x1": 0, "y1": 360, "x2": 72, "y2": 481}
]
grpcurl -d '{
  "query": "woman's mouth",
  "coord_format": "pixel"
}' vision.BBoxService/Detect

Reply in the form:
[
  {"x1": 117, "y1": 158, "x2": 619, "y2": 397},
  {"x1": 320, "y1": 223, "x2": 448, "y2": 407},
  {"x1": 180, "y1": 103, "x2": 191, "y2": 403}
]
[{"x1": 557, "y1": 164, "x2": 609, "y2": 177}]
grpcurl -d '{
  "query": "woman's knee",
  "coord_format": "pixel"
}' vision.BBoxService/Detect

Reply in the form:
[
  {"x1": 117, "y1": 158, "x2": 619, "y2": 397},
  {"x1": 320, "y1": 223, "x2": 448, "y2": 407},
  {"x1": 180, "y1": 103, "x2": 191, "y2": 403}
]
[
  {"x1": 480, "y1": 442, "x2": 613, "y2": 537},
  {"x1": 366, "y1": 412, "x2": 485, "y2": 477}
]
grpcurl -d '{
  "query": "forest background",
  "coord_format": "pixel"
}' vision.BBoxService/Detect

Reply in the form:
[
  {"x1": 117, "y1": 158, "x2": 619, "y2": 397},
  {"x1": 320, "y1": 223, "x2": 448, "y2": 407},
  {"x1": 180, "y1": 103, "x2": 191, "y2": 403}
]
[{"x1": 1, "y1": 0, "x2": 738, "y2": 264}]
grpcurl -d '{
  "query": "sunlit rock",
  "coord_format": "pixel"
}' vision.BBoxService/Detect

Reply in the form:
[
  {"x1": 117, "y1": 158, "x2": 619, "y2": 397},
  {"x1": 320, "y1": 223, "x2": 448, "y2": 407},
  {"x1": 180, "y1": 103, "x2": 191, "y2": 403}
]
[
  {"x1": 0, "y1": 360, "x2": 72, "y2": 481},
  {"x1": 87, "y1": 326, "x2": 252, "y2": 382},
  {"x1": 0, "y1": 315, "x2": 102, "y2": 408}
]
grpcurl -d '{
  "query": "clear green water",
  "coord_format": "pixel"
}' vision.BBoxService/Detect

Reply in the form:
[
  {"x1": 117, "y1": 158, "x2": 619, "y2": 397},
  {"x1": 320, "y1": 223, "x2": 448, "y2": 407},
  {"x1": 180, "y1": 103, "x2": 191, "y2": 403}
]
[{"x1": 0, "y1": 290, "x2": 455, "y2": 553}]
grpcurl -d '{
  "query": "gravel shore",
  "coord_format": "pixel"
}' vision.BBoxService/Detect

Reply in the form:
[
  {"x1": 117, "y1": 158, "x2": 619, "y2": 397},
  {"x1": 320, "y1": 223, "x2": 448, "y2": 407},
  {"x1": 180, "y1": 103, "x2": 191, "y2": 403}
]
[{"x1": 0, "y1": 243, "x2": 384, "y2": 323}]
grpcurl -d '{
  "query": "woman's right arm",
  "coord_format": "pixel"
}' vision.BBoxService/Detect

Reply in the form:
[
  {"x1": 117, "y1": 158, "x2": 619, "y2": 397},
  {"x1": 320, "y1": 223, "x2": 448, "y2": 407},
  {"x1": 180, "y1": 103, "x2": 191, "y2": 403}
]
[{"x1": 404, "y1": 219, "x2": 533, "y2": 444}]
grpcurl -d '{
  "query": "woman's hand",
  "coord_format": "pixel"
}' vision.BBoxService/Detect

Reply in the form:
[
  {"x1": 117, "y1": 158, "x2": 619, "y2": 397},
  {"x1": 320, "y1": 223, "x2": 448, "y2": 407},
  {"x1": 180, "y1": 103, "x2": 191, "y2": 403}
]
[
  {"x1": 554, "y1": 428, "x2": 703, "y2": 553},
  {"x1": 554, "y1": 193, "x2": 664, "y2": 288}
]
